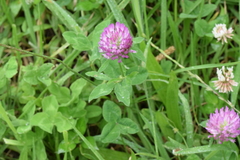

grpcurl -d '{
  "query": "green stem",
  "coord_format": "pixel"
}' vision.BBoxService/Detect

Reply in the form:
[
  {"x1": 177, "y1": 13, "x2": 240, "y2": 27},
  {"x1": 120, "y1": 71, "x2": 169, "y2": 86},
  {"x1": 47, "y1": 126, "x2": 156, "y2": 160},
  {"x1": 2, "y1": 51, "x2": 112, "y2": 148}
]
[{"x1": 118, "y1": 62, "x2": 125, "y2": 77}]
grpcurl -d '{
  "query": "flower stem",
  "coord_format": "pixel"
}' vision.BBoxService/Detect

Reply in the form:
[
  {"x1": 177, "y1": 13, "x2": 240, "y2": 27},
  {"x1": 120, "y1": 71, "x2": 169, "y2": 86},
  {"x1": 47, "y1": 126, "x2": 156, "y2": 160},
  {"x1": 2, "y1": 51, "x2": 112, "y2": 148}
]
[{"x1": 118, "y1": 62, "x2": 125, "y2": 77}]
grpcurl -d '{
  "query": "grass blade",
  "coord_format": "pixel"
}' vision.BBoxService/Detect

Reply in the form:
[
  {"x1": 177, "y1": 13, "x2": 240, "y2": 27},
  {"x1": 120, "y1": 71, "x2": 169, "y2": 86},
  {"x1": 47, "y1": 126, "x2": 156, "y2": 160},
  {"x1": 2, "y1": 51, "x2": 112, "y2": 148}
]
[{"x1": 42, "y1": 0, "x2": 82, "y2": 33}]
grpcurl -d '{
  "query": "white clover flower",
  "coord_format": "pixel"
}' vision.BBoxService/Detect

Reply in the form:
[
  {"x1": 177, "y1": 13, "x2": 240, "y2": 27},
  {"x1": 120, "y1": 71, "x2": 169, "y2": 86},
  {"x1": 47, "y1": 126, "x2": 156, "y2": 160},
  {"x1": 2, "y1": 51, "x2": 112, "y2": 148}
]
[
  {"x1": 212, "y1": 24, "x2": 233, "y2": 44},
  {"x1": 213, "y1": 66, "x2": 238, "y2": 93}
]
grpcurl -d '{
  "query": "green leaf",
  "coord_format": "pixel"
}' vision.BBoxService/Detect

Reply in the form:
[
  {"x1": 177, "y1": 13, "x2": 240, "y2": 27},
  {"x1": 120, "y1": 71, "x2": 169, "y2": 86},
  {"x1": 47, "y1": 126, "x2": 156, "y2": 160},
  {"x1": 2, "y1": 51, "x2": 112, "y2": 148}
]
[
  {"x1": 54, "y1": 112, "x2": 72, "y2": 132},
  {"x1": 10, "y1": 0, "x2": 22, "y2": 17},
  {"x1": 17, "y1": 125, "x2": 31, "y2": 134},
  {"x1": 48, "y1": 82, "x2": 71, "y2": 104},
  {"x1": 100, "y1": 122, "x2": 120, "y2": 143},
  {"x1": 129, "y1": 149, "x2": 137, "y2": 160},
  {"x1": 133, "y1": 37, "x2": 144, "y2": 44},
  {"x1": 155, "y1": 111, "x2": 174, "y2": 139},
  {"x1": 35, "y1": 141, "x2": 47, "y2": 160},
  {"x1": 0, "y1": 122, "x2": 6, "y2": 139},
  {"x1": 42, "y1": 0, "x2": 81, "y2": 33},
  {"x1": 23, "y1": 65, "x2": 39, "y2": 85},
  {"x1": 62, "y1": 31, "x2": 92, "y2": 51},
  {"x1": 76, "y1": 1, "x2": 100, "y2": 11},
  {"x1": 30, "y1": 112, "x2": 53, "y2": 133},
  {"x1": 82, "y1": 136, "x2": 98, "y2": 150},
  {"x1": 175, "y1": 144, "x2": 235, "y2": 155},
  {"x1": 114, "y1": 78, "x2": 132, "y2": 106},
  {"x1": 70, "y1": 79, "x2": 87, "y2": 97},
  {"x1": 86, "y1": 105, "x2": 102, "y2": 119},
  {"x1": 81, "y1": 148, "x2": 130, "y2": 160},
  {"x1": 19, "y1": 82, "x2": 36, "y2": 104},
  {"x1": 127, "y1": 66, "x2": 148, "y2": 85},
  {"x1": 165, "y1": 137, "x2": 187, "y2": 150},
  {"x1": 0, "y1": 69, "x2": 7, "y2": 88},
  {"x1": 102, "y1": 100, "x2": 121, "y2": 122},
  {"x1": 37, "y1": 63, "x2": 53, "y2": 86},
  {"x1": 102, "y1": 60, "x2": 121, "y2": 78},
  {"x1": 68, "y1": 100, "x2": 86, "y2": 118},
  {"x1": 178, "y1": 92, "x2": 193, "y2": 147},
  {"x1": 58, "y1": 140, "x2": 76, "y2": 153},
  {"x1": 131, "y1": 45, "x2": 146, "y2": 62},
  {"x1": 198, "y1": 4, "x2": 216, "y2": 17},
  {"x1": 4, "y1": 56, "x2": 18, "y2": 79},
  {"x1": 19, "y1": 146, "x2": 28, "y2": 160},
  {"x1": 185, "y1": 155, "x2": 201, "y2": 160},
  {"x1": 146, "y1": 38, "x2": 167, "y2": 104},
  {"x1": 166, "y1": 71, "x2": 182, "y2": 131},
  {"x1": 89, "y1": 83, "x2": 114, "y2": 102},
  {"x1": 86, "y1": 71, "x2": 111, "y2": 80},
  {"x1": 42, "y1": 95, "x2": 59, "y2": 114},
  {"x1": 38, "y1": 63, "x2": 53, "y2": 76},
  {"x1": 117, "y1": 118, "x2": 139, "y2": 134},
  {"x1": 179, "y1": 13, "x2": 197, "y2": 19},
  {"x1": 179, "y1": 0, "x2": 216, "y2": 19},
  {"x1": 75, "y1": 117, "x2": 87, "y2": 134},
  {"x1": 98, "y1": 59, "x2": 110, "y2": 73},
  {"x1": 194, "y1": 19, "x2": 209, "y2": 37}
]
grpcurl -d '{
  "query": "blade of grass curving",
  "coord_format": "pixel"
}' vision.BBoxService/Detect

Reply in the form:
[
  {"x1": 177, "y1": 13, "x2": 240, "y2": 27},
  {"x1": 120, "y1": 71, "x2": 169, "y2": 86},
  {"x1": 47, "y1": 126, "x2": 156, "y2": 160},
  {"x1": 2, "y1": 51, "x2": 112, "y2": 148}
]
[
  {"x1": 178, "y1": 92, "x2": 193, "y2": 147},
  {"x1": 130, "y1": 97, "x2": 156, "y2": 153},
  {"x1": 12, "y1": 24, "x2": 22, "y2": 66},
  {"x1": 167, "y1": 11, "x2": 182, "y2": 63},
  {"x1": 155, "y1": 111, "x2": 174, "y2": 139},
  {"x1": 166, "y1": 71, "x2": 182, "y2": 131},
  {"x1": 0, "y1": 0, "x2": 13, "y2": 24},
  {"x1": 182, "y1": 19, "x2": 191, "y2": 63},
  {"x1": 231, "y1": 1, "x2": 240, "y2": 107},
  {"x1": 190, "y1": 33, "x2": 198, "y2": 73},
  {"x1": 147, "y1": 2, "x2": 160, "y2": 20},
  {"x1": 22, "y1": 0, "x2": 37, "y2": 45},
  {"x1": 132, "y1": 0, "x2": 168, "y2": 104},
  {"x1": 143, "y1": 0, "x2": 150, "y2": 38},
  {"x1": 105, "y1": 0, "x2": 130, "y2": 22},
  {"x1": 140, "y1": 113, "x2": 171, "y2": 160},
  {"x1": 131, "y1": 0, "x2": 144, "y2": 36},
  {"x1": 106, "y1": 0, "x2": 128, "y2": 26},
  {"x1": 143, "y1": 81, "x2": 159, "y2": 156},
  {"x1": 160, "y1": 0, "x2": 167, "y2": 49},
  {"x1": 62, "y1": 117, "x2": 104, "y2": 160},
  {"x1": 0, "y1": 102, "x2": 18, "y2": 137},
  {"x1": 51, "y1": 49, "x2": 82, "y2": 82},
  {"x1": 35, "y1": 3, "x2": 45, "y2": 64},
  {"x1": 42, "y1": 0, "x2": 82, "y2": 33},
  {"x1": 175, "y1": 144, "x2": 237, "y2": 156},
  {"x1": 175, "y1": 61, "x2": 240, "y2": 73},
  {"x1": 144, "y1": 39, "x2": 167, "y2": 105}
]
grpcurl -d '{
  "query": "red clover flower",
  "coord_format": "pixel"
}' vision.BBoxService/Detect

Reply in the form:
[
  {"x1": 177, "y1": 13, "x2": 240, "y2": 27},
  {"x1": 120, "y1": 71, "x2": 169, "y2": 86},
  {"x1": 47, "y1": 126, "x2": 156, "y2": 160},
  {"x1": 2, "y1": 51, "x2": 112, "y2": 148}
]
[
  {"x1": 212, "y1": 24, "x2": 233, "y2": 44},
  {"x1": 205, "y1": 107, "x2": 240, "y2": 144},
  {"x1": 99, "y1": 22, "x2": 135, "y2": 63}
]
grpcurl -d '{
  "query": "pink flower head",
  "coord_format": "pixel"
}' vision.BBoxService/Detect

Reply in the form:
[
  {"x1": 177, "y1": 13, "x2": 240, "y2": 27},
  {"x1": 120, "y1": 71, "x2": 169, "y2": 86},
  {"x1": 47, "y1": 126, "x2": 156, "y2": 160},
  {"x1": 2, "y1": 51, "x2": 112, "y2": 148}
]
[
  {"x1": 212, "y1": 24, "x2": 234, "y2": 44},
  {"x1": 213, "y1": 66, "x2": 238, "y2": 93},
  {"x1": 205, "y1": 107, "x2": 240, "y2": 144},
  {"x1": 99, "y1": 22, "x2": 136, "y2": 62}
]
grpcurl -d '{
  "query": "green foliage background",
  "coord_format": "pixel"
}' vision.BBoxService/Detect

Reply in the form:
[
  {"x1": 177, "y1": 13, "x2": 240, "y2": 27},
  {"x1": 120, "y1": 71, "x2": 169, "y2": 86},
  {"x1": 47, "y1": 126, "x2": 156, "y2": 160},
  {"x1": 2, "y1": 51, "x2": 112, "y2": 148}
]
[{"x1": 0, "y1": 0, "x2": 240, "y2": 160}]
